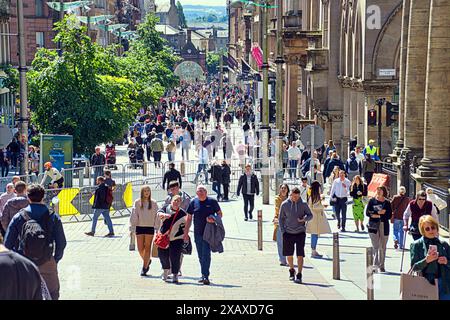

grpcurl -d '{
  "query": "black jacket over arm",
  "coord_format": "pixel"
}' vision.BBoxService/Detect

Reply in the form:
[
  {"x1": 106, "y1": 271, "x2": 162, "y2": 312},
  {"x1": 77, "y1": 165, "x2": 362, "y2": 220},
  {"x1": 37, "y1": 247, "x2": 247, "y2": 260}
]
[{"x1": 93, "y1": 183, "x2": 109, "y2": 209}]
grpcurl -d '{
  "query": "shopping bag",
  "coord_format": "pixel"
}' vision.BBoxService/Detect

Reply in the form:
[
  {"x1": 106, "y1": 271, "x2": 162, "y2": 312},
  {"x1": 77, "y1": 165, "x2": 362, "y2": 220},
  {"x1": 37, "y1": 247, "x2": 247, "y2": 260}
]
[{"x1": 400, "y1": 269, "x2": 439, "y2": 300}]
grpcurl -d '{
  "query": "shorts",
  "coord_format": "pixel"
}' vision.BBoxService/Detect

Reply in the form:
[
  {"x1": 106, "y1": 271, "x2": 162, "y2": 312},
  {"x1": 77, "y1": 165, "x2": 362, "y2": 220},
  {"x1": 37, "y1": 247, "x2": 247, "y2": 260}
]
[
  {"x1": 282, "y1": 232, "x2": 306, "y2": 257},
  {"x1": 54, "y1": 177, "x2": 64, "y2": 189},
  {"x1": 135, "y1": 226, "x2": 155, "y2": 235}
]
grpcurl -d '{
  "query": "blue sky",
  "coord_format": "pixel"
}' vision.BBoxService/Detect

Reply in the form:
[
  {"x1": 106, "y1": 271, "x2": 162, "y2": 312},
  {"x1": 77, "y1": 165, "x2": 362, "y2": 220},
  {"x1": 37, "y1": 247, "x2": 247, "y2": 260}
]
[{"x1": 179, "y1": 0, "x2": 226, "y2": 6}]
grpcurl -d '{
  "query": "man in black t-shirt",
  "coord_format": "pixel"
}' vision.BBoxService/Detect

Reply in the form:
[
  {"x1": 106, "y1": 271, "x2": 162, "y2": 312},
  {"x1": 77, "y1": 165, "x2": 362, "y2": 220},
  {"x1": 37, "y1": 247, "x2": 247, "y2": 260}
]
[{"x1": 184, "y1": 185, "x2": 222, "y2": 285}]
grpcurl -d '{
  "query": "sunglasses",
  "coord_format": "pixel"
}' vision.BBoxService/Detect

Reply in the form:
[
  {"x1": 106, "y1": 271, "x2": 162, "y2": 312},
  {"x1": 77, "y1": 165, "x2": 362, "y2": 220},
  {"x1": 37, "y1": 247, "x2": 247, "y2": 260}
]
[
  {"x1": 425, "y1": 226, "x2": 436, "y2": 232},
  {"x1": 418, "y1": 198, "x2": 426, "y2": 201}
]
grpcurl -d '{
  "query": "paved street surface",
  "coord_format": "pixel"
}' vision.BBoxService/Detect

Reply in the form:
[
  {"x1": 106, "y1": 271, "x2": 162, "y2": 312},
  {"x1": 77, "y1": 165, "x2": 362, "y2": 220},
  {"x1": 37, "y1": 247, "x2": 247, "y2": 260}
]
[{"x1": 58, "y1": 187, "x2": 449, "y2": 300}]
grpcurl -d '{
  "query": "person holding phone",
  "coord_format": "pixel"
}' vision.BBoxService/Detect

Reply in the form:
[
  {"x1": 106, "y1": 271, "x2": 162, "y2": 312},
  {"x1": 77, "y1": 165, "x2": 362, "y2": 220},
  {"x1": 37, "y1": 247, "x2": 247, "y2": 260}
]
[
  {"x1": 410, "y1": 215, "x2": 450, "y2": 300},
  {"x1": 366, "y1": 186, "x2": 392, "y2": 273}
]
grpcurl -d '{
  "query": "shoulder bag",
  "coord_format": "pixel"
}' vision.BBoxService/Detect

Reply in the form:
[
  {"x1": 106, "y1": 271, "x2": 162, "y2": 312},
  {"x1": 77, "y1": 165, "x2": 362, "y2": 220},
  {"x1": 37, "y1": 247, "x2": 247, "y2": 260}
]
[{"x1": 154, "y1": 208, "x2": 180, "y2": 250}]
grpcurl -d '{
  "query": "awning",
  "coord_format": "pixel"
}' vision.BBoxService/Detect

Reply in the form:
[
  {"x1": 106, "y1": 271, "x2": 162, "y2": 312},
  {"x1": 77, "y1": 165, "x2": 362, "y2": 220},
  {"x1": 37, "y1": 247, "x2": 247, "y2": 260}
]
[{"x1": 227, "y1": 53, "x2": 238, "y2": 70}]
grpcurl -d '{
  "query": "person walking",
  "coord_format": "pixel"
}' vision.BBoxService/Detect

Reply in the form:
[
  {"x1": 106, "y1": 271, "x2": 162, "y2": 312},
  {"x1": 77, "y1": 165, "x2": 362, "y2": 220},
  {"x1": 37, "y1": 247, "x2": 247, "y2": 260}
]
[
  {"x1": 350, "y1": 175, "x2": 367, "y2": 232},
  {"x1": 4, "y1": 184, "x2": 67, "y2": 300},
  {"x1": 287, "y1": 142, "x2": 301, "y2": 179},
  {"x1": 184, "y1": 185, "x2": 223, "y2": 285},
  {"x1": 390, "y1": 186, "x2": 411, "y2": 250},
  {"x1": 366, "y1": 186, "x2": 392, "y2": 273},
  {"x1": 274, "y1": 184, "x2": 289, "y2": 266},
  {"x1": 329, "y1": 170, "x2": 351, "y2": 232},
  {"x1": 403, "y1": 190, "x2": 439, "y2": 241},
  {"x1": 0, "y1": 233, "x2": 47, "y2": 300},
  {"x1": 346, "y1": 151, "x2": 362, "y2": 182},
  {"x1": 237, "y1": 164, "x2": 259, "y2": 221},
  {"x1": 299, "y1": 177, "x2": 310, "y2": 203},
  {"x1": 362, "y1": 153, "x2": 376, "y2": 185},
  {"x1": 208, "y1": 160, "x2": 223, "y2": 201},
  {"x1": 279, "y1": 187, "x2": 313, "y2": 284},
  {"x1": 150, "y1": 135, "x2": 164, "y2": 168},
  {"x1": 410, "y1": 215, "x2": 450, "y2": 300},
  {"x1": 306, "y1": 181, "x2": 331, "y2": 258},
  {"x1": 220, "y1": 160, "x2": 231, "y2": 202},
  {"x1": 166, "y1": 139, "x2": 177, "y2": 162},
  {"x1": 85, "y1": 176, "x2": 114, "y2": 237},
  {"x1": 181, "y1": 129, "x2": 191, "y2": 161},
  {"x1": 324, "y1": 152, "x2": 345, "y2": 180},
  {"x1": 1, "y1": 181, "x2": 28, "y2": 236},
  {"x1": 157, "y1": 195, "x2": 188, "y2": 283},
  {"x1": 130, "y1": 186, "x2": 159, "y2": 276},
  {"x1": 193, "y1": 144, "x2": 209, "y2": 184},
  {"x1": 91, "y1": 147, "x2": 106, "y2": 186},
  {"x1": 0, "y1": 148, "x2": 9, "y2": 177},
  {"x1": 162, "y1": 162, "x2": 182, "y2": 191}
]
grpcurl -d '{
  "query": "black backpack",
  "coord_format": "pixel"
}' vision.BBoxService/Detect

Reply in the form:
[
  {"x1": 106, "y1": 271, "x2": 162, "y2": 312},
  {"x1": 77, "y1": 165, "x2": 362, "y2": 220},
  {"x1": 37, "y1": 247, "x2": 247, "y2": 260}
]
[
  {"x1": 19, "y1": 210, "x2": 54, "y2": 266},
  {"x1": 349, "y1": 159, "x2": 359, "y2": 171}
]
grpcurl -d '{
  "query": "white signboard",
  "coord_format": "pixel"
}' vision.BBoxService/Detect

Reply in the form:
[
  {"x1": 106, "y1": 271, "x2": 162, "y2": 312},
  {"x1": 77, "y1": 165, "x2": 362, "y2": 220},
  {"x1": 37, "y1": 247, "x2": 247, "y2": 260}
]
[{"x1": 379, "y1": 69, "x2": 396, "y2": 77}]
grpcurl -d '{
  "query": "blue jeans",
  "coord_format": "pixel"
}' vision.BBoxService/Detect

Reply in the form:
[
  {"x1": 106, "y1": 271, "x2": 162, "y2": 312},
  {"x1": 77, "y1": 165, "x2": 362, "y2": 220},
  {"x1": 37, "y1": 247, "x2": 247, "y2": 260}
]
[
  {"x1": 276, "y1": 226, "x2": 286, "y2": 264},
  {"x1": 311, "y1": 234, "x2": 319, "y2": 250},
  {"x1": 212, "y1": 181, "x2": 221, "y2": 198},
  {"x1": 393, "y1": 219, "x2": 405, "y2": 248},
  {"x1": 289, "y1": 160, "x2": 298, "y2": 178},
  {"x1": 93, "y1": 167, "x2": 104, "y2": 186},
  {"x1": 439, "y1": 278, "x2": 450, "y2": 300},
  {"x1": 91, "y1": 209, "x2": 114, "y2": 234},
  {"x1": 194, "y1": 164, "x2": 208, "y2": 183},
  {"x1": 194, "y1": 233, "x2": 212, "y2": 279}
]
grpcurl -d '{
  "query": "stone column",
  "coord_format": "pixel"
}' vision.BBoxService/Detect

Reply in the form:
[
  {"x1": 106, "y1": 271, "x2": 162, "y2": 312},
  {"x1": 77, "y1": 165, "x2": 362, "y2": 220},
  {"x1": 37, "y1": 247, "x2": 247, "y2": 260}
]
[
  {"x1": 416, "y1": 0, "x2": 450, "y2": 188},
  {"x1": 349, "y1": 89, "x2": 358, "y2": 142},
  {"x1": 342, "y1": 86, "x2": 351, "y2": 159},
  {"x1": 356, "y1": 90, "x2": 365, "y2": 146},
  {"x1": 395, "y1": 0, "x2": 411, "y2": 154},
  {"x1": 284, "y1": 56, "x2": 299, "y2": 127},
  {"x1": 403, "y1": 0, "x2": 430, "y2": 157}
]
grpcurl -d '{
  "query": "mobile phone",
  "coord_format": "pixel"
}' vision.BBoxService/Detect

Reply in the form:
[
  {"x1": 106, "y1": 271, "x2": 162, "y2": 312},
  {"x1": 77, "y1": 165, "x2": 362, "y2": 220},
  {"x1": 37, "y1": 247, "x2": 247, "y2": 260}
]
[{"x1": 429, "y1": 245, "x2": 438, "y2": 254}]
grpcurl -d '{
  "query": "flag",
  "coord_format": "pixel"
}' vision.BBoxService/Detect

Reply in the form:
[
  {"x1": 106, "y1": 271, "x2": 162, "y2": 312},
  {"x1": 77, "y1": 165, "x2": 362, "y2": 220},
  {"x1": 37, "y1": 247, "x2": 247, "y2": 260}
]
[{"x1": 251, "y1": 43, "x2": 263, "y2": 69}]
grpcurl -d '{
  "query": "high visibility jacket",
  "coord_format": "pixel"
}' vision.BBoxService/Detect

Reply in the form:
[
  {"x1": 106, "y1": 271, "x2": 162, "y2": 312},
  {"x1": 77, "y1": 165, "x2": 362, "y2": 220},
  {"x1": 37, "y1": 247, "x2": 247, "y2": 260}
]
[{"x1": 363, "y1": 145, "x2": 379, "y2": 160}]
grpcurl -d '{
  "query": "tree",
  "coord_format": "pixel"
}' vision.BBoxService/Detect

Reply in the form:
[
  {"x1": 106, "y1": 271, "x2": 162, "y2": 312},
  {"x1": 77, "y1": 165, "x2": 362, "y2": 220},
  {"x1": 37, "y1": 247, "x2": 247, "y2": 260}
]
[
  {"x1": 28, "y1": 16, "x2": 139, "y2": 154},
  {"x1": 206, "y1": 52, "x2": 220, "y2": 75},
  {"x1": 176, "y1": 1, "x2": 188, "y2": 28}
]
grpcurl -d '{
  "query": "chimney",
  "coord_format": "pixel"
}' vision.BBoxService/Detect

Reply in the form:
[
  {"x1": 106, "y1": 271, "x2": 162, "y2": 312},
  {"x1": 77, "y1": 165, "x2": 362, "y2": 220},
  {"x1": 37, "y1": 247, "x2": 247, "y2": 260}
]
[{"x1": 187, "y1": 29, "x2": 192, "y2": 43}]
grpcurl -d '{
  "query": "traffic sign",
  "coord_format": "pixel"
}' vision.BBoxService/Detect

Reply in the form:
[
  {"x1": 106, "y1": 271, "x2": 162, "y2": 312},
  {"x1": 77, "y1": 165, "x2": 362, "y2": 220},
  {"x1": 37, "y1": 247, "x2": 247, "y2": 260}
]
[
  {"x1": 0, "y1": 124, "x2": 12, "y2": 149},
  {"x1": 300, "y1": 125, "x2": 325, "y2": 150}
]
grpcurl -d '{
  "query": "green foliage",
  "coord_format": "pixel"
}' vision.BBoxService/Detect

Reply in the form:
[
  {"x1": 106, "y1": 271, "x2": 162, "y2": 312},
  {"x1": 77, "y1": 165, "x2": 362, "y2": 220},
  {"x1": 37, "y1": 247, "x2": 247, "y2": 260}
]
[
  {"x1": 176, "y1": 1, "x2": 188, "y2": 28},
  {"x1": 0, "y1": 64, "x2": 19, "y2": 93},
  {"x1": 28, "y1": 16, "x2": 139, "y2": 154},
  {"x1": 206, "y1": 52, "x2": 220, "y2": 75}
]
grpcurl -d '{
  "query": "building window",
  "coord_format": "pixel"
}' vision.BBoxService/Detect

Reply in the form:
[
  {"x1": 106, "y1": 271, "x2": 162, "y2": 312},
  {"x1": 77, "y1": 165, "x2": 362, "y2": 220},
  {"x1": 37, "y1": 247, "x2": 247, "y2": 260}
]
[
  {"x1": 36, "y1": 32, "x2": 45, "y2": 48},
  {"x1": 94, "y1": 0, "x2": 106, "y2": 8},
  {"x1": 35, "y1": 0, "x2": 44, "y2": 17}
]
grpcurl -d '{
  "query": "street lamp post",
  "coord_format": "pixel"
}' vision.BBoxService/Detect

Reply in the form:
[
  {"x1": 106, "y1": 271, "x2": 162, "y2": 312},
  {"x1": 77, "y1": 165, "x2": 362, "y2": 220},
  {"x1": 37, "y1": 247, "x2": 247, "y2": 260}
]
[
  {"x1": 261, "y1": 1, "x2": 270, "y2": 204},
  {"x1": 17, "y1": 0, "x2": 28, "y2": 177},
  {"x1": 274, "y1": 0, "x2": 284, "y2": 190}
]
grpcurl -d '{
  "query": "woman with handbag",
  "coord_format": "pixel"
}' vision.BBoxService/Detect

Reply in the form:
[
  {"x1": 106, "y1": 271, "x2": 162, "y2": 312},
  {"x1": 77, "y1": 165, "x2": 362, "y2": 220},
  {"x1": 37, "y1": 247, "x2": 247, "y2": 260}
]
[
  {"x1": 156, "y1": 195, "x2": 188, "y2": 283},
  {"x1": 350, "y1": 175, "x2": 367, "y2": 232},
  {"x1": 366, "y1": 186, "x2": 392, "y2": 273},
  {"x1": 306, "y1": 181, "x2": 331, "y2": 258},
  {"x1": 130, "y1": 186, "x2": 159, "y2": 277},
  {"x1": 410, "y1": 215, "x2": 450, "y2": 300},
  {"x1": 273, "y1": 184, "x2": 290, "y2": 266}
]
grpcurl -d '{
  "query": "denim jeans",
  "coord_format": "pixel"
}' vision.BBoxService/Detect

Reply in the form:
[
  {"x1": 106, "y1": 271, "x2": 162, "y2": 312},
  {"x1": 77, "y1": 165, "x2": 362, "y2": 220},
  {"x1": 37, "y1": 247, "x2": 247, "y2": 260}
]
[
  {"x1": 276, "y1": 226, "x2": 286, "y2": 264},
  {"x1": 311, "y1": 234, "x2": 319, "y2": 250},
  {"x1": 289, "y1": 160, "x2": 298, "y2": 178},
  {"x1": 194, "y1": 164, "x2": 208, "y2": 183},
  {"x1": 439, "y1": 278, "x2": 450, "y2": 300},
  {"x1": 194, "y1": 233, "x2": 212, "y2": 278},
  {"x1": 93, "y1": 167, "x2": 104, "y2": 186},
  {"x1": 91, "y1": 209, "x2": 114, "y2": 234},
  {"x1": 212, "y1": 181, "x2": 221, "y2": 198},
  {"x1": 393, "y1": 219, "x2": 405, "y2": 248},
  {"x1": 334, "y1": 197, "x2": 348, "y2": 229}
]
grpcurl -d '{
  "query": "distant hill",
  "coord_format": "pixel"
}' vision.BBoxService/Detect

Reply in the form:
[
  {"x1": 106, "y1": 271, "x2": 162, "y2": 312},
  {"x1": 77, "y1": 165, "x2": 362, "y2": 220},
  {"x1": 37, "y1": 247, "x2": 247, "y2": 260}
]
[{"x1": 182, "y1": 5, "x2": 227, "y2": 23}]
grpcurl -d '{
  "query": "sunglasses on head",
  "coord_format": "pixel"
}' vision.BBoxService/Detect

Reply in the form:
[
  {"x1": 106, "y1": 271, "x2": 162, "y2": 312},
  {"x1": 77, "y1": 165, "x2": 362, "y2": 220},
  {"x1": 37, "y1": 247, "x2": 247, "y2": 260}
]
[{"x1": 425, "y1": 226, "x2": 436, "y2": 232}]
